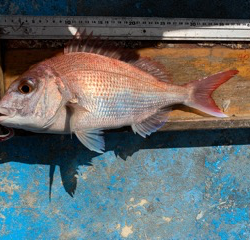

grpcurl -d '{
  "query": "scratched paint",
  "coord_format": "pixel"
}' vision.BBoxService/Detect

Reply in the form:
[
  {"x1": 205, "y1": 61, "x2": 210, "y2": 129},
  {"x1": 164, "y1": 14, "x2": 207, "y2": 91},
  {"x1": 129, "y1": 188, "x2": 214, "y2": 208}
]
[{"x1": 0, "y1": 129, "x2": 250, "y2": 239}]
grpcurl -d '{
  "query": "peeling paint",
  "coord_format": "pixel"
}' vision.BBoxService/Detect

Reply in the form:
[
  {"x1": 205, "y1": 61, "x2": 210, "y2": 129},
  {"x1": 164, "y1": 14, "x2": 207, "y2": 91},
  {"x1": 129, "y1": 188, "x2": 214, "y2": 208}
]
[
  {"x1": 116, "y1": 224, "x2": 121, "y2": 230},
  {"x1": 0, "y1": 129, "x2": 249, "y2": 239},
  {"x1": 21, "y1": 190, "x2": 38, "y2": 208},
  {"x1": 121, "y1": 224, "x2": 133, "y2": 238},
  {"x1": 127, "y1": 199, "x2": 148, "y2": 209},
  {"x1": 163, "y1": 217, "x2": 172, "y2": 223},
  {"x1": 196, "y1": 210, "x2": 205, "y2": 220},
  {"x1": 81, "y1": 172, "x2": 88, "y2": 180},
  {"x1": 0, "y1": 177, "x2": 19, "y2": 195},
  {"x1": 60, "y1": 228, "x2": 81, "y2": 239}
]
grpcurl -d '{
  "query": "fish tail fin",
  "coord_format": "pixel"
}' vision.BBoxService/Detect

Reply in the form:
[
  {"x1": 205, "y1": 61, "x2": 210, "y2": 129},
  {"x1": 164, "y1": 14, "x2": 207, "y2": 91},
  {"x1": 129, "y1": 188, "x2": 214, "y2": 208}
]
[{"x1": 185, "y1": 70, "x2": 238, "y2": 117}]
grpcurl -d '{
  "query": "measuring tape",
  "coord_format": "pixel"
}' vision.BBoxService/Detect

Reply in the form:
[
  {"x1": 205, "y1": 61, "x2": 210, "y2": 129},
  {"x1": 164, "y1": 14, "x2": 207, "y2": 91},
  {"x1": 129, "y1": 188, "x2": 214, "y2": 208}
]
[{"x1": 1, "y1": 15, "x2": 250, "y2": 41}]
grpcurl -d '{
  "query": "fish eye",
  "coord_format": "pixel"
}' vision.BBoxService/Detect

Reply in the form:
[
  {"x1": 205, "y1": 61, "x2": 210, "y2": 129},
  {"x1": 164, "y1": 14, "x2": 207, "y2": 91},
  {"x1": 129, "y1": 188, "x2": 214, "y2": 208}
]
[{"x1": 18, "y1": 79, "x2": 35, "y2": 94}]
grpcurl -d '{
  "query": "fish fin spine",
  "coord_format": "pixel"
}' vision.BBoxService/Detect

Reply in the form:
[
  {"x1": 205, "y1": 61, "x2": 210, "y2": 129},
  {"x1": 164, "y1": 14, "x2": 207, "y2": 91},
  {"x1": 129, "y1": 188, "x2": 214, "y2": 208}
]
[{"x1": 64, "y1": 29, "x2": 173, "y2": 82}]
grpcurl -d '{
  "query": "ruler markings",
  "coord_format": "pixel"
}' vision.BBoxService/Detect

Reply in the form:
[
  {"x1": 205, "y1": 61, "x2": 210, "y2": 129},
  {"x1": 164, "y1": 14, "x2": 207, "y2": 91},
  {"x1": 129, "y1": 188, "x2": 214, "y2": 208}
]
[{"x1": 1, "y1": 15, "x2": 250, "y2": 40}]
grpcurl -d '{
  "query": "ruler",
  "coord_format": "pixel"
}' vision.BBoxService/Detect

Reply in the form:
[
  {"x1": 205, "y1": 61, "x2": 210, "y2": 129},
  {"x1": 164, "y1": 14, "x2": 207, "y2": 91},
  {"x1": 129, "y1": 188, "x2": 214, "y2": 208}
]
[{"x1": 1, "y1": 15, "x2": 250, "y2": 41}]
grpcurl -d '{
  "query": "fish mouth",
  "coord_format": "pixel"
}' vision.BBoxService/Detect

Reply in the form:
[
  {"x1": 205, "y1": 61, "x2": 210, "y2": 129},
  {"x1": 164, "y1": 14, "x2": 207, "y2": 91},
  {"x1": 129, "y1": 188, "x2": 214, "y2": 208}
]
[{"x1": 0, "y1": 107, "x2": 16, "y2": 122}]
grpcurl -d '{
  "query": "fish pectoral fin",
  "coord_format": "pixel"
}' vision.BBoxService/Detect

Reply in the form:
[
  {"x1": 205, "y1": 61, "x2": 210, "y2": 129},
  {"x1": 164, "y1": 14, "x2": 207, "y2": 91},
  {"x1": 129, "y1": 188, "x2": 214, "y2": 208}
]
[
  {"x1": 131, "y1": 109, "x2": 171, "y2": 138},
  {"x1": 68, "y1": 102, "x2": 102, "y2": 152},
  {"x1": 43, "y1": 99, "x2": 67, "y2": 129},
  {"x1": 75, "y1": 129, "x2": 105, "y2": 153},
  {"x1": 68, "y1": 102, "x2": 89, "y2": 134}
]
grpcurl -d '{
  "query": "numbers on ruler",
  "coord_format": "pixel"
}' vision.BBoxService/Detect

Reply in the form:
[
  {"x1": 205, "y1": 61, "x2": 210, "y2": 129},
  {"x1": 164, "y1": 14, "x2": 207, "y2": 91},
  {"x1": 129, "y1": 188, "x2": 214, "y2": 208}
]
[
  {"x1": 61, "y1": 18, "x2": 249, "y2": 28},
  {"x1": 65, "y1": 19, "x2": 77, "y2": 24},
  {"x1": 129, "y1": 21, "x2": 136, "y2": 25},
  {"x1": 2, "y1": 16, "x2": 250, "y2": 37}
]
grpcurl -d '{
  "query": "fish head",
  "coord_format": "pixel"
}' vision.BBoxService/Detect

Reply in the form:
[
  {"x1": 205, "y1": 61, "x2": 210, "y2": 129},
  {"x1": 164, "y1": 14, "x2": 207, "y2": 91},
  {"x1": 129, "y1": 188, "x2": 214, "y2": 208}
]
[{"x1": 0, "y1": 63, "x2": 64, "y2": 131}]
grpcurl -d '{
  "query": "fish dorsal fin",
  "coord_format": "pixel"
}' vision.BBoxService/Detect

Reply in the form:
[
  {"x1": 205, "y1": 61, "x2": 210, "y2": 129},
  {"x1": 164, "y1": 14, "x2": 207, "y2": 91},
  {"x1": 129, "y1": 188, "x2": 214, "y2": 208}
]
[
  {"x1": 65, "y1": 29, "x2": 172, "y2": 82},
  {"x1": 64, "y1": 29, "x2": 136, "y2": 60},
  {"x1": 132, "y1": 108, "x2": 171, "y2": 138},
  {"x1": 130, "y1": 57, "x2": 172, "y2": 83}
]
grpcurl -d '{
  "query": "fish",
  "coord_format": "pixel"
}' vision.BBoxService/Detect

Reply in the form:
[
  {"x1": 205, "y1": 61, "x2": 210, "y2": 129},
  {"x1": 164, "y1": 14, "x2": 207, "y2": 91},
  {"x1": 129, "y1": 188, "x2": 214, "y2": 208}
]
[{"x1": 0, "y1": 30, "x2": 238, "y2": 153}]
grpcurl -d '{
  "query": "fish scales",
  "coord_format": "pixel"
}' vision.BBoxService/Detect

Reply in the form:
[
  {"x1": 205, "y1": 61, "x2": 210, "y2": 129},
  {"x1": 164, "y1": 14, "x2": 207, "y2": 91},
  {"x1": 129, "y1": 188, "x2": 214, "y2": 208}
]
[{"x1": 46, "y1": 53, "x2": 183, "y2": 128}]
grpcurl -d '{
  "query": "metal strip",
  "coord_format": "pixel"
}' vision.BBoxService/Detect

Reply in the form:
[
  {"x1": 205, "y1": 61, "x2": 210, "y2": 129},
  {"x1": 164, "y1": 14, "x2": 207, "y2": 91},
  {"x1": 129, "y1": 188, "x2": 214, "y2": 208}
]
[{"x1": 1, "y1": 15, "x2": 250, "y2": 40}]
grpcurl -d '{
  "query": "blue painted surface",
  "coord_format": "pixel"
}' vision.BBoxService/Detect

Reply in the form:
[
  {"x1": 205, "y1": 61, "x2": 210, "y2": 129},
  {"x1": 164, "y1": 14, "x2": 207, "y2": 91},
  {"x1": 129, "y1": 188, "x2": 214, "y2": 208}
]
[
  {"x1": 1, "y1": 0, "x2": 250, "y2": 18},
  {"x1": 0, "y1": 129, "x2": 250, "y2": 239}
]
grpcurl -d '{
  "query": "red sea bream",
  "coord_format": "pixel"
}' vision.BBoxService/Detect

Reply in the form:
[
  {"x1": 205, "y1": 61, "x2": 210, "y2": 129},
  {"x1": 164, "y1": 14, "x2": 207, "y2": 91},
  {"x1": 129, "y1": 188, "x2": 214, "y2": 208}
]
[{"x1": 0, "y1": 31, "x2": 238, "y2": 153}]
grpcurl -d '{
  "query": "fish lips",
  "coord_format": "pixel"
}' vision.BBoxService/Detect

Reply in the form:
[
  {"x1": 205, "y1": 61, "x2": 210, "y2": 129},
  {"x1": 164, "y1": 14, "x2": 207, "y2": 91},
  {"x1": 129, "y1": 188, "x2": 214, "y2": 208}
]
[{"x1": 0, "y1": 107, "x2": 16, "y2": 122}]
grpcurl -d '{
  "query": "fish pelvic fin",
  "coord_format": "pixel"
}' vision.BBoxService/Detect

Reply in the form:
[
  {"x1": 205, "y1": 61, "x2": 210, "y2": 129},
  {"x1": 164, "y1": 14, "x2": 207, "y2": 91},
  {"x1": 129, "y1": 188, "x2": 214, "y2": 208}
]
[
  {"x1": 185, "y1": 69, "x2": 239, "y2": 117},
  {"x1": 75, "y1": 129, "x2": 105, "y2": 154}
]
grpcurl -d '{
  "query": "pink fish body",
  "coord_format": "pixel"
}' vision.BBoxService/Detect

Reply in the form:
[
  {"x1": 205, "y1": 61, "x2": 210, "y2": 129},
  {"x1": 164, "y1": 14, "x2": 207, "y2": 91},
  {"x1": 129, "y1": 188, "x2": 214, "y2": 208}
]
[{"x1": 0, "y1": 31, "x2": 238, "y2": 152}]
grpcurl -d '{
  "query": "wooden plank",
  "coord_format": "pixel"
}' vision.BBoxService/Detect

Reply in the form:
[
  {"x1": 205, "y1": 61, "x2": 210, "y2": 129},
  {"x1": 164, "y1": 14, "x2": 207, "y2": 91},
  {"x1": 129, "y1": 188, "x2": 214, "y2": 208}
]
[{"x1": 3, "y1": 43, "x2": 250, "y2": 131}]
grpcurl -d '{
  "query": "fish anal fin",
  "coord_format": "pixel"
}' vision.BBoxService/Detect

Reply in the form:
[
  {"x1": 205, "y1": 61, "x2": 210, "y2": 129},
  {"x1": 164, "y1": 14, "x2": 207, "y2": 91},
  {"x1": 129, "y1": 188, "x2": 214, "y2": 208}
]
[
  {"x1": 75, "y1": 129, "x2": 105, "y2": 153},
  {"x1": 132, "y1": 109, "x2": 170, "y2": 138}
]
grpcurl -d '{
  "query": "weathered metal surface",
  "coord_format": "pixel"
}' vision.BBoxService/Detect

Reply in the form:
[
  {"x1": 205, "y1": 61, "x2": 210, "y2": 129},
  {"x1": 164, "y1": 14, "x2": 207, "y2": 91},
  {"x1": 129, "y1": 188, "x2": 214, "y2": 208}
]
[{"x1": 0, "y1": 129, "x2": 250, "y2": 239}]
